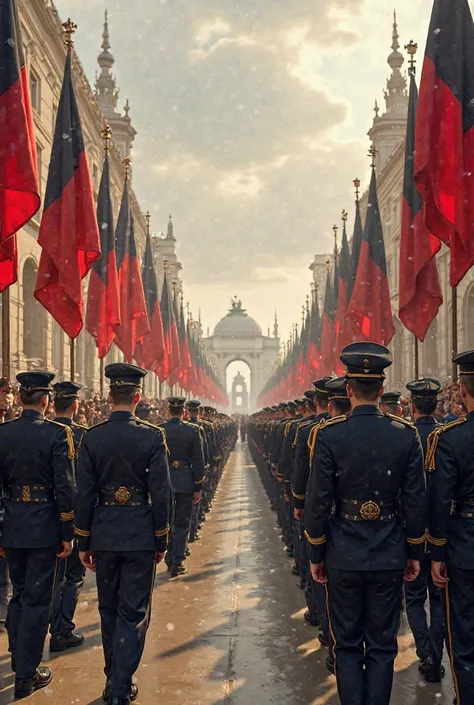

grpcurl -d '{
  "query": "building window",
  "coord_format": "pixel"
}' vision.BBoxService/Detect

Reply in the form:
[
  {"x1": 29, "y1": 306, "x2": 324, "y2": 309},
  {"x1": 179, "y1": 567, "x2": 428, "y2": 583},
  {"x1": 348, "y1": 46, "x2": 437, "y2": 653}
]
[
  {"x1": 52, "y1": 101, "x2": 58, "y2": 132},
  {"x1": 30, "y1": 70, "x2": 40, "y2": 113},
  {"x1": 93, "y1": 163, "x2": 99, "y2": 189},
  {"x1": 36, "y1": 143, "x2": 42, "y2": 189}
]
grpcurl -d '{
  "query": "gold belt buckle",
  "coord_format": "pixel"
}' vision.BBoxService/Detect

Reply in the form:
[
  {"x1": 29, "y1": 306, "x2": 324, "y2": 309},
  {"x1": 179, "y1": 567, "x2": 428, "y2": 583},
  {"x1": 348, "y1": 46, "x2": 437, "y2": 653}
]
[
  {"x1": 360, "y1": 500, "x2": 380, "y2": 521},
  {"x1": 114, "y1": 486, "x2": 131, "y2": 505},
  {"x1": 172, "y1": 461, "x2": 180, "y2": 468},
  {"x1": 22, "y1": 485, "x2": 31, "y2": 502}
]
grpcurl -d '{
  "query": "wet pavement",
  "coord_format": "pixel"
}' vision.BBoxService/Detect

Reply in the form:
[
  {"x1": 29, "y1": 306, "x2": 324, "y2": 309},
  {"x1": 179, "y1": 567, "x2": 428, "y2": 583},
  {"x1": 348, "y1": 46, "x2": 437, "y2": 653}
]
[{"x1": 0, "y1": 441, "x2": 455, "y2": 704}]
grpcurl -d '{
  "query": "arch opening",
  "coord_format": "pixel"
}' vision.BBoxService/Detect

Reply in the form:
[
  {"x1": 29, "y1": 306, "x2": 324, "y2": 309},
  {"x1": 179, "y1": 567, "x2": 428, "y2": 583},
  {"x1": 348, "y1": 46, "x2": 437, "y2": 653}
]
[
  {"x1": 226, "y1": 360, "x2": 251, "y2": 415},
  {"x1": 23, "y1": 258, "x2": 46, "y2": 369}
]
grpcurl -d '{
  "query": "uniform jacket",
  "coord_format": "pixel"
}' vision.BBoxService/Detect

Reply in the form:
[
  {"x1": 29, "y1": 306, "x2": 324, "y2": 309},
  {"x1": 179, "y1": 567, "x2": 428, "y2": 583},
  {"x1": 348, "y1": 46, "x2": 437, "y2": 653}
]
[
  {"x1": 0, "y1": 410, "x2": 75, "y2": 548},
  {"x1": 305, "y1": 405, "x2": 426, "y2": 570},
  {"x1": 427, "y1": 411, "x2": 474, "y2": 567},
  {"x1": 55, "y1": 417, "x2": 88, "y2": 483},
  {"x1": 74, "y1": 411, "x2": 172, "y2": 553},
  {"x1": 292, "y1": 413, "x2": 329, "y2": 509},
  {"x1": 160, "y1": 418, "x2": 205, "y2": 494},
  {"x1": 414, "y1": 416, "x2": 441, "y2": 458}
]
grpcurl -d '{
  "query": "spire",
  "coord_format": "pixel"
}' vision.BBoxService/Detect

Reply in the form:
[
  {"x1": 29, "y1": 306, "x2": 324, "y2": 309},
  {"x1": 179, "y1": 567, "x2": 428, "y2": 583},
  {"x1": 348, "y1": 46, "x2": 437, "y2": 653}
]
[
  {"x1": 167, "y1": 214, "x2": 175, "y2": 240},
  {"x1": 384, "y1": 9, "x2": 407, "y2": 112},
  {"x1": 273, "y1": 310, "x2": 279, "y2": 339},
  {"x1": 95, "y1": 9, "x2": 119, "y2": 118}
]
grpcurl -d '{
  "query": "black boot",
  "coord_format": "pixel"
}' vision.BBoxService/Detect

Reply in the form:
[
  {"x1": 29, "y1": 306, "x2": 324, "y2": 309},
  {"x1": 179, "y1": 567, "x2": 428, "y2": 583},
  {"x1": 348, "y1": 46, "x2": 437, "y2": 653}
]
[
  {"x1": 50, "y1": 631, "x2": 85, "y2": 652},
  {"x1": 418, "y1": 655, "x2": 445, "y2": 683},
  {"x1": 170, "y1": 563, "x2": 187, "y2": 578},
  {"x1": 14, "y1": 667, "x2": 53, "y2": 698}
]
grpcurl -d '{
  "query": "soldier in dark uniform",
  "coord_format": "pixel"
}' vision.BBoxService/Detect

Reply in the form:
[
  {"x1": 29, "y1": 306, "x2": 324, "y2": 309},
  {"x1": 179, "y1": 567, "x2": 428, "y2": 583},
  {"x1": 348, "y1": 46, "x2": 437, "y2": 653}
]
[
  {"x1": 404, "y1": 378, "x2": 445, "y2": 682},
  {"x1": 0, "y1": 371, "x2": 75, "y2": 698},
  {"x1": 49, "y1": 381, "x2": 88, "y2": 653},
  {"x1": 161, "y1": 398, "x2": 205, "y2": 578},
  {"x1": 74, "y1": 363, "x2": 172, "y2": 705},
  {"x1": 427, "y1": 351, "x2": 474, "y2": 705},
  {"x1": 380, "y1": 390, "x2": 403, "y2": 417},
  {"x1": 305, "y1": 343, "x2": 426, "y2": 705}
]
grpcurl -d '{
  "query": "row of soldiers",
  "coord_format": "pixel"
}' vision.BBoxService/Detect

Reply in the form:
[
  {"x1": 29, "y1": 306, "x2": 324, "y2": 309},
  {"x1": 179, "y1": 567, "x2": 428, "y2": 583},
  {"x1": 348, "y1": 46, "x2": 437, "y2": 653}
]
[
  {"x1": 249, "y1": 341, "x2": 474, "y2": 705},
  {"x1": 0, "y1": 364, "x2": 236, "y2": 704}
]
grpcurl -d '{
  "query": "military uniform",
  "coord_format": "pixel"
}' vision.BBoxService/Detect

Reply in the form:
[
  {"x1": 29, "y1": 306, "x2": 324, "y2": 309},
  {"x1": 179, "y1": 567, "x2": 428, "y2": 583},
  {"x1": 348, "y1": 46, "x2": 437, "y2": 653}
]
[
  {"x1": 427, "y1": 352, "x2": 474, "y2": 704},
  {"x1": 161, "y1": 398, "x2": 205, "y2": 577},
  {"x1": 0, "y1": 371, "x2": 75, "y2": 697},
  {"x1": 404, "y1": 378, "x2": 445, "y2": 682},
  {"x1": 74, "y1": 364, "x2": 172, "y2": 705},
  {"x1": 49, "y1": 381, "x2": 88, "y2": 652},
  {"x1": 305, "y1": 344, "x2": 426, "y2": 705}
]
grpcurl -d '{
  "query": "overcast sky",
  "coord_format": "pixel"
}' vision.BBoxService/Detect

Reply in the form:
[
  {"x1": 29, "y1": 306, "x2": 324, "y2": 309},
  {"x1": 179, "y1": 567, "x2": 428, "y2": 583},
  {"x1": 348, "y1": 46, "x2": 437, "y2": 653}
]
[{"x1": 56, "y1": 0, "x2": 440, "y2": 344}]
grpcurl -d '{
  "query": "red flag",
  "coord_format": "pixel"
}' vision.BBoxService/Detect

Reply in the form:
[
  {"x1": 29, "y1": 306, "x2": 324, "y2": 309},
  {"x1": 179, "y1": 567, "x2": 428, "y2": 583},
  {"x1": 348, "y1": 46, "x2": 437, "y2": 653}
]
[
  {"x1": 306, "y1": 292, "x2": 321, "y2": 377},
  {"x1": 168, "y1": 290, "x2": 182, "y2": 388},
  {"x1": 349, "y1": 168, "x2": 394, "y2": 346},
  {"x1": 320, "y1": 269, "x2": 336, "y2": 375},
  {"x1": 178, "y1": 299, "x2": 192, "y2": 389},
  {"x1": 346, "y1": 198, "x2": 364, "y2": 344},
  {"x1": 34, "y1": 53, "x2": 100, "y2": 338},
  {"x1": 400, "y1": 68, "x2": 443, "y2": 341},
  {"x1": 0, "y1": 0, "x2": 40, "y2": 290},
  {"x1": 157, "y1": 273, "x2": 178, "y2": 382},
  {"x1": 415, "y1": 0, "x2": 474, "y2": 287},
  {"x1": 85, "y1": 153, "x2": 120, "y2": 358},
  {"x1": 134, "y1": 224, "x2": 164, "y2": 371},
  {"x1": 114, "y1": 180, "x2": 149, "y2": 361},
  {"x1": 335, "y1": 219, "x2": 351, "y2": 359}
]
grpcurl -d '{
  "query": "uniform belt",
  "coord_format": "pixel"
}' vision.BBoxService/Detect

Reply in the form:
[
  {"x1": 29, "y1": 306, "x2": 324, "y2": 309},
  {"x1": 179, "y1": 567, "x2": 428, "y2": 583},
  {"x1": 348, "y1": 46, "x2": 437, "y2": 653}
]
[
  {"x1": 8, "y1": 485, "x2": 54, "y2": 503},
  {"x1": 451, "y1": 501, "x2": 474, "y2": 518},
  {"x1": 99, "y1": 486, "x2": 149, "y2": 507},
  {"x1": 170, "y1": 461, "x2": 192, "y2": 469},
  {"x1": 338, "y1": 498, "x2": 398, "y2": 522}
]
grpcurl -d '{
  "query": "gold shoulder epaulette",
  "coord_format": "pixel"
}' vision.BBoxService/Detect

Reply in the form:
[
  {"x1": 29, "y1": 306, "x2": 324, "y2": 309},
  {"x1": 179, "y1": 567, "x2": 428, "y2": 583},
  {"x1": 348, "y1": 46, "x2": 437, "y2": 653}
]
[
  {"x1": 308, "y1": 416, "x2": 346, "y2": 463},
  {"x1": 385, "y1": 413, "x2": 416, "y2": 429},
  {"x1": 157, "y1": 426, "x2": 170, "y2": 455},
  {"x1": 87, "y1": 419, "x2": 109, "y2": 430},
  {"x1": 284, "y1": 421, "x2": 294, "y2": 438},
  {"x1": 46, "y1": 419, "x2": 75, "y2": 460},
  {"x1": 291, "y1": 419, "x2": 314, "y2": 448},
  {"x1": 425, "y1": 417, "x2": 467, "y2": 472}
]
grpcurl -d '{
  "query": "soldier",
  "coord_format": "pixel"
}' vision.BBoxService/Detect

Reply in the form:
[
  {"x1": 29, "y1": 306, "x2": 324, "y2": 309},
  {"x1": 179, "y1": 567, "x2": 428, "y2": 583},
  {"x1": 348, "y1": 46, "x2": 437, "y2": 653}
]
[
  {"x1": 161, "y1": 397, "x2": 205, "y2": 578},
  {"x1": 404, "y1": 378, "x2": 444, "y2": 682},
  {"x1": 135, "y1": 400, "x2": 152, "y2": 421},
  {"x1": 75, "y1": 363, "x2": 172, "y2": 705},
  {"x1": 0, "y1": 371, "x2": 75, "y2": 698},
  {"x1": 305, "y1": 343, "x2": 426, "y2": 705},
  {"x1": 379, "y1": 390, "x2": 403, "y2": 417},
  {"x1": 427, "y1": 351, "x2": 474, "y2": 704},
  {"x1": 49, "y1": 381, "x2": 88, "y2": 653}
]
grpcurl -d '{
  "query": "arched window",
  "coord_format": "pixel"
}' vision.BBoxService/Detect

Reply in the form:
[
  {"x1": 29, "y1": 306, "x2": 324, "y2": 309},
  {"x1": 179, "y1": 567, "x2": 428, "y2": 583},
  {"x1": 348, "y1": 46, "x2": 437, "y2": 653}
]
[
  {"x1": 23, "y1": 259, "x2": 46, "y2": 367},
  {"x1": 465, "y1": 284, "x2": 474, "y2": 349}
]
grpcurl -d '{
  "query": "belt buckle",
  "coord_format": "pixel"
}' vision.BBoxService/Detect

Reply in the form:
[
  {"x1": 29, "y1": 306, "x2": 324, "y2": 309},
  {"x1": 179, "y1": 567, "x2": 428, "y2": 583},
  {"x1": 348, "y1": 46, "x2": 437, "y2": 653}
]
[
  {"x1": 22, "y1": 485, "x2": 31, "y2": 502},
  {"x1": 360, "y1": 500, "x2": 380, "y2": 521},
  {"x1": 114, "y1": 486, "x2": 131, "y2": 505},
  {"x1": 172, "y1": 461, "x2": 180, "y2": 469}
]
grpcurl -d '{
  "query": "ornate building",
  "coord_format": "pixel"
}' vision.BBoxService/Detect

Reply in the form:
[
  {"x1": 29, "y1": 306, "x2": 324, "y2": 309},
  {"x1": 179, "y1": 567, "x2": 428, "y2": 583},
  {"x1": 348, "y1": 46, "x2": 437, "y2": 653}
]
[
  {"x1": 1, "y1": 0, "x2": 182, "y2": 397},
  {"x1": 310, "y1": 13, "x2": 474, "y2": 389}
]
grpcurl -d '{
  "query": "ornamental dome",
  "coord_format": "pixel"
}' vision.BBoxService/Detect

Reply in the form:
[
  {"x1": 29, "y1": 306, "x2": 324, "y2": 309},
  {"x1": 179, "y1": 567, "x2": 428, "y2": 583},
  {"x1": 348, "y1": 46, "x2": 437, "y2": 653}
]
[{"x1": 213, "y1": 299, "x2": 262, "y2": 337}]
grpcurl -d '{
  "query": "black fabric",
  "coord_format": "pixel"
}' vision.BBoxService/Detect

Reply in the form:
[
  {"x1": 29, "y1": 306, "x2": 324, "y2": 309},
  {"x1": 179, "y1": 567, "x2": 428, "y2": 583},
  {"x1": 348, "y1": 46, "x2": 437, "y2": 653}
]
[
  {"x1": 168, "y1": 493, "x2": 194, "y2": 564},
  {"x1": 442, "y1": 567, "x2": 474, "y2": 703},
  {"x1": 115, "y1": 180, "x2": 129, "y2": 269},
  {"x1": 363, "y1": 169, "x2": 388, "y2": 276},
  {"x1": 96, "y1": 550, "x2": 155, "y2": 700},
  {"x1": 327, "y1": 568, "x2": 404, "y2": 705},
  {"x1": 141, "y1": 228, "x2": 159, "y2": 319},
  {"x1": 93, "y1": 154, "x2": 114, "y2": 284},
  {"x1": 5, "y1": 546, "x2": 59, "y2": 680},
  {"x1": 425, "y1": 0, "x2": 474, "y2": 135},
  {"x1": 347, "y1": 199, "x2": 363, "y2": 301},
  {"x1": 50, "y1": 542, "x2": 85, "y2": 637},
  {"x1": 338, "y1": 223, "x2": 351, "y2": 288},
  {"x1": 403, "y1": 73, "x2": 423, "y2": 219},
  {"x1": 405, "y1": 554, "x2": 444, "y2": 663},
  {"x1": 43, "y1": 55, "x2": 85, "y2": 211},
  {"x1": 160, "y1": 418, "x2": 205, "y2": 493},
  {"x1": 160, "y1": 272, "x2": 173, "y2": 336},
  {"x1": 0, "y1": 0, "x2": 24, "y2": 96}
]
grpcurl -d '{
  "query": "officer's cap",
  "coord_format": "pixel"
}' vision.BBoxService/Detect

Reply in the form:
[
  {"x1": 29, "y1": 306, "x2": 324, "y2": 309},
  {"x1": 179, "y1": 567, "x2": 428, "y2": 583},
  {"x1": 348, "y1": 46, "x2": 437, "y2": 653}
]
[
  {"x1": 312, "y1": 377, "x2": 332, "y2": 395},
  {"x1": 105, "y1": 363, "x2": 147, "y2": 388},
  {"x1": 16, "y1": 370, "x2": 55, "y2": 392},
  {"x1": 202, "y1": 406, "x2": 214, "y2": 413},
  {"x1": 53, "y1": 381, "x2": 83, "y2": 400},
  {"x1": 406, "y1": 378, "x2": 441, "y2": 399},
  {"x1": 294, "y1": 398, "x2": 306, "y2": 406},
  {"x1": 287, "y1": 401, "x2": 297, "y2": 410},
  {"x1": 341, "y1": 342, "x2": 392, "y2": 379},
  {"x1": 303, "y1": 389, "x2": 317, "y2": 401},
  {"x1": 167, "y1": 397, "x2": 186, "y2": 410},
  {"x1": 278, "y1": 402, "x2": 288, "y2": 409},
  {"x1": 453, "y1": 349, "x2": 474, "y2": 376},
  {"x1": 186, "y1": 400, "x2": 201, "y2": 410},
  {"x1": 135, "y1": 401, "x2": 152, "y2": 419},
  {"x1": 380, "y1": 391, "x2": 401, "y2": 405},
  {"x1": 326, "y1": 377, "x2": 349, "y2": 400}
]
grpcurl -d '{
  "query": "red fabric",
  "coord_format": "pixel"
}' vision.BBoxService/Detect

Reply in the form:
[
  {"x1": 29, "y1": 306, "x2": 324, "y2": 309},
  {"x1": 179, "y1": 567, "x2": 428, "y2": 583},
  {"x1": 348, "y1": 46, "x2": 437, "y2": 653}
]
[
  {"x1": 349, "y1": 241, "x2": 395, "y2": 346},
  {"x1": 399, "y1": 202, "x2": 443, "y2": 341},
  {"x1": 114, "y1": 253, "x2": 150, "y2": 362},
  {"x1": 34, "y1": 152, "x2": 100, "y2": 338},
  {"x1": 135, "y1": 302, "x2": 165, "y2": 371},
  {"x1": 168, "y1": 321, "x2": 181, "y2": 385},
  {"x1": 335, "y1": 278, "x2": 349, "y2": 374},
  {"x1": 0, "y1": 66, "x2": 40, "y2": 291},
  {"x1": 85, "y1": 249, "x2": 120, "y2": 359},
  {"x1": 320, "y1": 315, "x2": 335, "y2": 376},
  {"x1": 415, "y1": 57, "x2": 474, "y2": 287}
]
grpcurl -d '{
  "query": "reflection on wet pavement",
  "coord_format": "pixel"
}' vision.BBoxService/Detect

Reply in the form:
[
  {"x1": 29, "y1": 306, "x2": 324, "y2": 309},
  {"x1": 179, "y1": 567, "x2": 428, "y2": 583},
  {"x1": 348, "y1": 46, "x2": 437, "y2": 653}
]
[{"x1": 0, "y1": 442, "x2": 454, "y2": 704}]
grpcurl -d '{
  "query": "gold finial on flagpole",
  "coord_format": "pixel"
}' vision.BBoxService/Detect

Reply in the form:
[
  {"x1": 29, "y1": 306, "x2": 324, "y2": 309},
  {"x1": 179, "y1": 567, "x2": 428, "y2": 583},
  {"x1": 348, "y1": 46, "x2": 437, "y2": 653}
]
[
  {"x1": 333, "y1": 224, "x2": 338, "y2": 252},
  {"x1": 342, "y1": 209, "x2": 348, "y2": 224},
  {"x1": 63, "y1": 18, "x2": 77, "y2": 52},
  {"x1": 123, "y1": 156, "x2": 131, "y2": 179},
  {"x1": 163, "y1": 257, "x2": 168, "y2": 275},
  {"x1": 405, "y1": 40, "x2": 418, "y2": 74},
  {"x1": 145, "y1": 211, "x2": 151, "y2": 235},
  {"x1": 101, "y1": 124, "x2": 112, "y2": 155},
  {"x1": 368, "y1": 144, "x2": 377, "y2": 170},
  {"x1": 353, "y1": 178, "x2": 361, "y2": 200},
  {"x1": 326, "y1": 258, "x2": 331, "y2": 273}
]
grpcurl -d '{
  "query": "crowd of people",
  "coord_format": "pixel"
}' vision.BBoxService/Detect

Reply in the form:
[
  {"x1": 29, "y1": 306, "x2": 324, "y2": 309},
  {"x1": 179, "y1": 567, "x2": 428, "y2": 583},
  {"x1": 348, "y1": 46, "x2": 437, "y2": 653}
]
[{"x1": 248, "y1": 343, "x2": 474, "y2": 705}]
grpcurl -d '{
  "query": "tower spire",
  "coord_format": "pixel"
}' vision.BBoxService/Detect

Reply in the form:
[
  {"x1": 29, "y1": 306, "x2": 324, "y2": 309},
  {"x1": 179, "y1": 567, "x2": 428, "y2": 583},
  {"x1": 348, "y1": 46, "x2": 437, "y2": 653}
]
[
  {"x1": 384, "y1": 8, "x2": 407, "y2": 112},
  {"x1": 273, "y1": 310, "x2": 279, "y2": 339},
  {"x1": 167, "y1": 214, "x2": 175, "y2": 240},
  {"x1": 95, "y1": 9, "x2": 118, "y2": 118}
]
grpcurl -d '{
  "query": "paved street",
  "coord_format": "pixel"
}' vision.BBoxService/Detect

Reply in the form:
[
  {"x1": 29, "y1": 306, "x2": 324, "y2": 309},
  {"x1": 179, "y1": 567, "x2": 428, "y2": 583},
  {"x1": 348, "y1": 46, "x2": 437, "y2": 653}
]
[{"x1": 0, "y1": 442, "x2": 454, "y2": 704}]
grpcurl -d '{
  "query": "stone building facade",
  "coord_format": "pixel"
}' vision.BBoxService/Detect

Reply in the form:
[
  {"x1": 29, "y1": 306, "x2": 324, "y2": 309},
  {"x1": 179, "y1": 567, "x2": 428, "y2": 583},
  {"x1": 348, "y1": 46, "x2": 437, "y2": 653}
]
[
  {"x1": 310, "y1": 13, "x2": 474, "y2": 389},
  {"x1": 1, "y1": 0, "x2": 183, "y2": 397}
]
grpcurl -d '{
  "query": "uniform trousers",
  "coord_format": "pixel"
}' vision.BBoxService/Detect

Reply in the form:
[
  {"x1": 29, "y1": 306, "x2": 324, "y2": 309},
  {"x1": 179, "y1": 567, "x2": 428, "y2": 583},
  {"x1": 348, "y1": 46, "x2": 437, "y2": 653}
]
[
  {"x1": 0, "y1": 555, "x2": 10, "y2": 621},
  {"x1": 50, "y1": 543, "x2": 86, "y2": 638},
  {"x1": 442, "y1": 567, "x2": 474, "y2": 705},
  {"x1": 169, "y1": 493, "x2": 194, "y2": 564},
  {"x1": 5, "y1": 546, "x2": 58, "y2": 679},
  {"x1": 95, "y1": 550, "x2": 156, "y2": 700},
  {"x1": 405, "y1": 554, "x2": 444, "y2": 664},
  {"x1": 326, "y1": 568, "x2": 404, "y2": 705}
]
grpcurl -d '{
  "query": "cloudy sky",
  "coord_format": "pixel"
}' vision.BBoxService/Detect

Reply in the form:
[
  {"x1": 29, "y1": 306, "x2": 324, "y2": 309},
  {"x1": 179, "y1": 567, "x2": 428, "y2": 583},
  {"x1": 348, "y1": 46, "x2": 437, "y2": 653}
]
[{"x1": 56, "y1": 0, "x2": 436, "y2": 344}]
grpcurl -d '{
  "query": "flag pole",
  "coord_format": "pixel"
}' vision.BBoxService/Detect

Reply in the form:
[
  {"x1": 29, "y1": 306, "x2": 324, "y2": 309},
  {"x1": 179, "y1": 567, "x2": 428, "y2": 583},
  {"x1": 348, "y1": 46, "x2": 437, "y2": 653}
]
[
  {"x1": 64, "y1": 18, "x2": 77, "y2": 383},
  {"x1": 452, "y1": 287, "x2": 458, "y2": 382},
  {"x1": 99, "y1": 358, "x2": 104, "y2": 397},
  {"x1": 414, "y1": 336, "x2": 419, "y2": 379},
  {"x1": 2, "y1": 290, "x2": 11, "y2": 379}
]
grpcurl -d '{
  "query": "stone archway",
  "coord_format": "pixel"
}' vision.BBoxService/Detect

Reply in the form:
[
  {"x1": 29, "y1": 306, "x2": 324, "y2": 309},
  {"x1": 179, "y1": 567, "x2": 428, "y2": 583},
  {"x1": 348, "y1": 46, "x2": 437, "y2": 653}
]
[
  {"x1": 464, "y1": 282, "x2": 474, "y2": 349},
  {"x1": 203, "y1": 298, "x2": 279, "y2": 411},
  {"x1": 22, "y1": 258, "x2": 46, "y2": 368}
]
